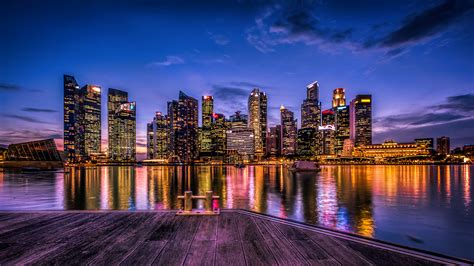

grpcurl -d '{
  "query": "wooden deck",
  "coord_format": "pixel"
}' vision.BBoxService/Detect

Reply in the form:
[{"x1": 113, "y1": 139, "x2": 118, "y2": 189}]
[{"x1": 0, "y1": 210, "x2": 470, "y2": 265}]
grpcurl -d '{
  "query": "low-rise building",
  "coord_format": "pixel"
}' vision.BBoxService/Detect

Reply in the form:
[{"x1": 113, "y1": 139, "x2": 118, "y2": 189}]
[{"x1": 354, "y1": 140, "x2": 431, "y2": 159}]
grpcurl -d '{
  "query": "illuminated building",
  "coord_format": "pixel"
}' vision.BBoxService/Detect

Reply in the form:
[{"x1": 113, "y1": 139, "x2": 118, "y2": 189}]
[
  {"x1": 437, "y1": 136, "x2": 450, "y2": 155},
  {"x1": 229, "y1": 111, "x2": 248, "y2": 127},
  {"x1": 226, "y1": 122, "x2": 255, "y2": 162},
  {"x1": 335, "y1": 105, "x2": 350, "y2": 155},
  {"x1": 80, "y1": 85, "x2": 102, "y2": 157},
  {"x1": 212, "y1": 113, "x2": 227, "y2": 157},
  {"x1": 248, "y1": 88, "x2": 267, "y2": 158},
  {"x1": 342, "y1": 139, "x2": 354, "y2": 157},
  {"x1": 1, "y1": 139, "x2": 63, "y2": 169},
  {"x1": 415, "y1": 138, "x2": 434, "y2": 152},
  {"x1": 108, "y1": 88, "x2": 136, "y2": 162},
  {"x1": 200, "y1": 96, "x2": 213, "y2": 155},
  {"x1": 350, "y1": 95, "x2": 372, "y2": 146},
  {"x1": 167, "y1": 91, "x2": 198, "y2": 162},
  {"x1": 280, "y1": 105, "x2": 297, "y2": 156},
  {"x1": 297, "y1": 128, "x2": 317, "y2": 158},
  {"x1": 147, "y1": 112, "x2": 169, "y2": 160},
  {"x1": 266, "y1": 125, "x2": 281, "y2": 157},
  {"x1": 301, "y1": 81, "x2": 321, "y2": 129},
  {"x1": 63, "y1": 75, "x2": 80, "y2": 163},
  {"x1": 319, "y1": 109, "x2": 336, "y2": 155},
  {"x1": 353, "y1": 140, "x2": 431, "y2": 158},
  {"x1": 332, "y1": 88, "x2": 346, "y2": 108}
]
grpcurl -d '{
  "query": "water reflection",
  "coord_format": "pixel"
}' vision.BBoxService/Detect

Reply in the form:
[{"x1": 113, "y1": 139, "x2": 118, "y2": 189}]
[{"x1": 0, "y1": 165, "x2": 473, "y2": 259}]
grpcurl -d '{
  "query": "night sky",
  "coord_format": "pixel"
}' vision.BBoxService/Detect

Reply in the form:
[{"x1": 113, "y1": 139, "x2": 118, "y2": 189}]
[{"x1": 1, "y1": 0, "x2": 473, "y2": 158}]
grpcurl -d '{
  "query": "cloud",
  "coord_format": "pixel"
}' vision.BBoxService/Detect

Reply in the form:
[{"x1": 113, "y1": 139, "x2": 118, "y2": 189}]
[
  {"x1": 0, "y1": 128, "x2": 62, "y2": 144},
  {"x1": 22, "y1": 107, "x2": 58, "y2": 113},
  {"x1": 211, "y1": 85, "x2": 249, "y2": 101},
  {"x1": 374, "y1": 0, "x2": 474, "y2": 48},
  {"x1": 0, "y1": 83, "x2": 21, "y2": 91},
  {"x1": 208, "y1": 32, "x2": 230, "y2": 45},
  {"x1": 148, "y1": 56, "x2": 184, "y2": 67},
  {"x1": 374, "y1": 93, "x2": 474, "y2": 133},
  {"x1": 2, "y1": 114, "x2": 51, "y2": 124},
  {"x1": 229, "y1": 81, "x2": 266, "y2": 88}
]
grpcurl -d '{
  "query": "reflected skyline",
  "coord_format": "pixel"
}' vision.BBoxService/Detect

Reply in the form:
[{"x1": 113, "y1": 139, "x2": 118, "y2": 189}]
[{"x1": 0, "y1": 165, "x2": 473, "y2": 259}]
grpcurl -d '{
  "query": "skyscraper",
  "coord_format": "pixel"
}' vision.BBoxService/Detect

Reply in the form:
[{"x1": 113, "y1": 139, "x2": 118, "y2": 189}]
[
  {"x1": 332, "y1": 88, "x2": 346, "y2": 108},
  {"x1": 437, "y1": 136, "x2": 450, "y2": 155},
  {"x1": 168, "y1": 91, "x2": 198, "y2": 162},
  {"x1": 332, "y1": 88, "x2": 349, "y2": 154},
  {"x1": 350, "y1": 95, "x2": 372, "y2": 147},
  {"x1": 266, "y1": 125, "x2": 281, "y2": 157},
  {"x1": 319, "y1": 109, "x2": 336, "y2": 155},
  {"x1": 212, "y1": 113, "x2": 226, "y2": 156},
  {"x1": 81, "y1": 85, "x2": 102, "y2": 156},
  {"x1": 248, "y1": 88, "x2": 267, "y2": 158},
  {"x1": 226, "y1": 119, "x2": 255, "y2": 162},
  {"x1": 280, "y1": 105, "x2": 297, "y2": 156},
  {"x1": 297, "y1": 128, "x2": 317, "y2": 158},
  {"x1": 63, "y1": 75, "x2": 80, "y2": 163},
  {"x1": 201, "y1": 96, "x2": 213, "y2": 155},
  {"x1": 301, "y1": 81, "x2": 321, "y2": 129},
  {"x1": 108, "y1": 89, "x2": 136, "y2": 162},
  {"x1": 147, "y1": 111, "x2": 169, "y2": 160}
]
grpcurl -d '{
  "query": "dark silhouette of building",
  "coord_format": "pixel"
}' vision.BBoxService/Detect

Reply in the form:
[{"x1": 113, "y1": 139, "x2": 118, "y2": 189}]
[
  {"x1": 437, "y1": 136, "x2": 450, "y2": 155},
  {"x1": 297, "y1": 128, "x2": 317, "y2": 157},
  {"x1": 350, "y1": 95, "x2": 372, "y2": 147},
  {"x1": 267, "y1": 125, "x2": 282, "y2": 157},
  {"x1": 108, "y1": 88, "x2": 136, "y2": 162},
  {"x1": 1, "y1": 139, "x2": 63, "y2": 169}
]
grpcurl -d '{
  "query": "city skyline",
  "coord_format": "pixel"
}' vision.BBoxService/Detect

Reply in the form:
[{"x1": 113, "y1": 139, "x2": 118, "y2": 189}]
[{"x1": 1, "y1": 0, "x2": 474, "y2": 159}]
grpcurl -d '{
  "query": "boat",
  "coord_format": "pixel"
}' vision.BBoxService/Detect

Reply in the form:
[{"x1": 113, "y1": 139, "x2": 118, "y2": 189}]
[{"x1": 289, "y1": 161, "x2": 321, "y2": 172}]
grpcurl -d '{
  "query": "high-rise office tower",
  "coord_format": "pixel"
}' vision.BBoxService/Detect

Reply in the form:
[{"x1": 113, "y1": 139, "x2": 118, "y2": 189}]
[
  {"x1": 201, "y1": 96, "x2": 213, "y2": 155},
  {"x1": 80, "y1": 85, "x2": 102, "y2": 156},
  {"x1": 147, "y1": 111, "x2": 169, "y2": 160},
  {"x1": 63, "y1": 75, "x2": 80, "y2": 163},
  {"x1": 319, "y1": 109, "x2": 336, "y2": 155},
  {"x1": 266, "y1": 125, "x2": 281, "y2": 157},
  {"x1": 280, "y1": 105, "x2": 297, "y2": 156},
  {"x1": 332, "y1": 88, "x2": 346, "y2": 108},
  {"x1": 350, "y1": 95, "x2": 372, "y2": 146},
  {"x1": 108, "y1": 88, "x2": 136, "y2": 162},
  {"x1": 168, "y1": 91, "x2": 198, "y2": 162},
  {"x1": 301, "y1": 81, "x2": 321, "y2": 129},
  {"x1": 226, "y1": 117, "x2": 255, "y2": 162},
  {"x1": 297, "y1": 128, "x2": 317, "y2": 157},
  {"x1": 212, "y1": 113, "x2": 226, "y2": 156},
  {"x1": 248, "y1": 88, "x2": 267, "y2": 158},
  {"x1": 335, "y1": 105, "x2": 350, "y2": 155},
  {"x1": 146, "y1": 122, "x2": 154, "y2": 159},
  {"x1": 436, "y1": 136, "x2": 450, "y2": 155}
]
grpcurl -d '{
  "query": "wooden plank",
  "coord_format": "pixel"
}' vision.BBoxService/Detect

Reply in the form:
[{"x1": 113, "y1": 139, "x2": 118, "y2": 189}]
[
  {"x1": 215, "y1": 212, "x2": 245, "y2": 266},
  {"x1": 253, "y1": 217, "x2": 309, "y2": 265},
  {"x1": 184, "y1": 240, "x2": 215, "y2": 266},
  {"x1": 120, "y1": 240, "x2": 168, "y2": 265},
  {"x1": 235, "y1": 213, "x2": 277, "y2": 265},
  {"x1": 194, "y1": 216, "x2": 218, "y2": 241}
]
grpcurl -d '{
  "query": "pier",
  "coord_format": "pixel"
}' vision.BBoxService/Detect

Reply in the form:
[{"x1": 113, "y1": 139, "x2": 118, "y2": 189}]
[{"x1": 0, "y1": 210, "x2": 471, "y2": 265}]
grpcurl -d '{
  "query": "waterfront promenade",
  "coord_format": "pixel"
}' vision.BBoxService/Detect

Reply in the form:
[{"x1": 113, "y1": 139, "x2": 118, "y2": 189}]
[{"x1": 0, "y1": 210, "x2": 471, "y2": 265}]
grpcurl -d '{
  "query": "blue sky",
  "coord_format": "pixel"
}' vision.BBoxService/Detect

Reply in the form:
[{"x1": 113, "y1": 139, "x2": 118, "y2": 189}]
[{"x1": 1, "y1": 0, "x2": 473, "y2": 156}]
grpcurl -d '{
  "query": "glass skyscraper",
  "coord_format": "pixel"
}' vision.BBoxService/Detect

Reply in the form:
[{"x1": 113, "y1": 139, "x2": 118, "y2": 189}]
[
  {"x1": 301, "y1": 81, "x2": 321, "y2": 129},
  {"x1": 108, "y1": 88, "x2": 136, "y2": 162},
  {"x1": 63, "y1": 75, "x2": 80, "y2": 163},
  {"x1": 248, "y1": 88, "x2": 267, "y2": 158},
  {"x1": 333, "y1": 88, "x2": 350, "y2": 155},
  {"x1": 200, "y1": 96, "x2": 213, "y2": 155},
  {"x1": 350, "y1": 95, "x2": 372, "y2": 147},
  {"x1": 280, "y1": 105, "x2": 297, "y2": 156},
  {"x1": 81, "y1": 85, "x2": 102, "y2": 156}
]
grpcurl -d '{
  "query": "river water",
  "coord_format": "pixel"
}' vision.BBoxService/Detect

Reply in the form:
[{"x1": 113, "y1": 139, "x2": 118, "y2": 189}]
[{"x1": 0, "y1": 165, "x2": 473, "y2": 260}]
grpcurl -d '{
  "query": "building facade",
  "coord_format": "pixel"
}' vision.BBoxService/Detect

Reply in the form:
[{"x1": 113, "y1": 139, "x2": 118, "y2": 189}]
[
  {"x1": 108, "y1": 88, "x2": 136, "y2": 162},
  {"x1": 297, "y1": 128, "x2": 317, "y2": 158},
  {"x1": 350, "y1": 95, "x2": 372, "y2": 147},
  {"x1": 63, "y1": 75, "x2": 80, "y2": 163},
  {"x1": 301, "y1": 81, "x2": 321, "y2": 129},
  {"x1": 147, "y1": 112, "x2": 169, "y2": 160},
  {"x1": 319, "y1": 109, "x2": 336, "y2": 155},
  {"x1": 248, "y1": 88, "x2": 267, "y2": 158},
  {"x1": 436, "y1": 136, "x2": 450, "y2": 155},
  {"x1": 226, "y1": 123, "x2": 255, "y2": 162},
  {"x1": 80, "y1": 85, "x2": 102, "y2": 157},
  {"x1": 353, "y1": 140, "x2": 431, "y2": 159},
  {"x1": 200, "y1": 96, "x2": 213, "y2": 155},
  {"x1": 266, "y1": 125, "x2": 281, "y2": 157},
  {"x1": 280, "y1": 106, "x2": 297, "y2": 156}
]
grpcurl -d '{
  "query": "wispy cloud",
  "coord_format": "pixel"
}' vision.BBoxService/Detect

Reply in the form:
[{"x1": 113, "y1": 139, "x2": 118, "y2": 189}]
[
  {"x1": 0, "y1": 128, "x2": 62, "y2": 145},
  {"x1": 148, "y1": 56, "x2": 184, "y2": 67},
  {"x1": 2, "y1": 114, "x2": 52, "y2": 124},
  {"x1": 208, "y1": 31, "x2": 230, "y2": 45},
  {"x1": 0, "y1": 83, "x2": 21, "y2": 91},
  {"x1": 22, "y1": 107, "x2": 58, "y2": 113}
]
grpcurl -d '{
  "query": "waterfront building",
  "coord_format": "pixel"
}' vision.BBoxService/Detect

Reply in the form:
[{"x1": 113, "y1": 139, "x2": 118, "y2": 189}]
[
  {"x1": 226, "y1": 122, "x2": 255, "y2": 162},
  {"x1": 80, "y1": 85, "x2": 102, "y2": 157},
  {"x1": 63, "y1": 75, "x2": 80, "y2": 163},
  {"x1": 350, "y1": 95, "x2": 372, "y2": 147},
  {"x1": 335, "y1": 105, "x2": 350, "y2": 155},
  {"x1": 200, "y1": 96, "x2": 213, "y2": 155},
  {"x1": 437, "y1": 136, "x2": 450, "y2": 155},
  {"x1": 280, "y1": 105, "x2": 297, "y2": 156},
  {"x1": 212, "y1": 113, "x2": 227, "y2": 157},
  {"x1": 1, "y1": 139, "x2": 63, "y2": 169},
  {"x1": 266, "y1": 125, "x2": 281, "y2": 157},
  {"x1": 342, "y1": 139, "x2": 354, "y2": 157},
  {"x1": 248, "y1": 88, "x2": 267, "y2": 158},
  {"x1": 318, "y1": 109, "x2": 336, "y2": 155},
  {"x1": 332, "y1": 88, "x2": 346, "y2": 108},
  {"x1": 297, "y1": 128, "x2": 317, "y2": 158},
  {"x1": 415, "y1": 138, "x2": 434, "y2": 151},
  {"x1": 301, "y1": 81, "x2": 321, "y2": 129},
  {"x1": 147, "y1": 112, "x2": 169, "y2": 160},
  {"x1": 353, "y1": 140, "x2": 430, "y2": 159},
  {"x1": 167, "y1": 91, "x2": 198, "y2": 162},
  {"x1": 108, "y1": 88, "x2": 136, "y2": 162}
]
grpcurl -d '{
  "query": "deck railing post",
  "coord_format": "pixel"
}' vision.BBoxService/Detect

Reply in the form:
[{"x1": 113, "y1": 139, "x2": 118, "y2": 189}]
[
  {"x1": 184, "y1": 191, "x2": 192, "y2": 212},
  {"x1": 205, "y1": 191, "x2": 213, "y2": 212},
  {"x1": 177, "y1": 190, "x2": 220, "y2": 215}
]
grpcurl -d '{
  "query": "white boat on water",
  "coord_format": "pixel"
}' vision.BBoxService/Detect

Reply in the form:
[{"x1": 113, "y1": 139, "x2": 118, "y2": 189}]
[{"x1": 289, "y1": 161, "x2": 321, "y2": 172}]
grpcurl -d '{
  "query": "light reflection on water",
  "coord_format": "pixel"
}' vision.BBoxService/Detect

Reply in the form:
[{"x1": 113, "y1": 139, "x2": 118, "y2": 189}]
[{"x1": 0, "y1": 165, "x2": 473, "y2": 260}]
